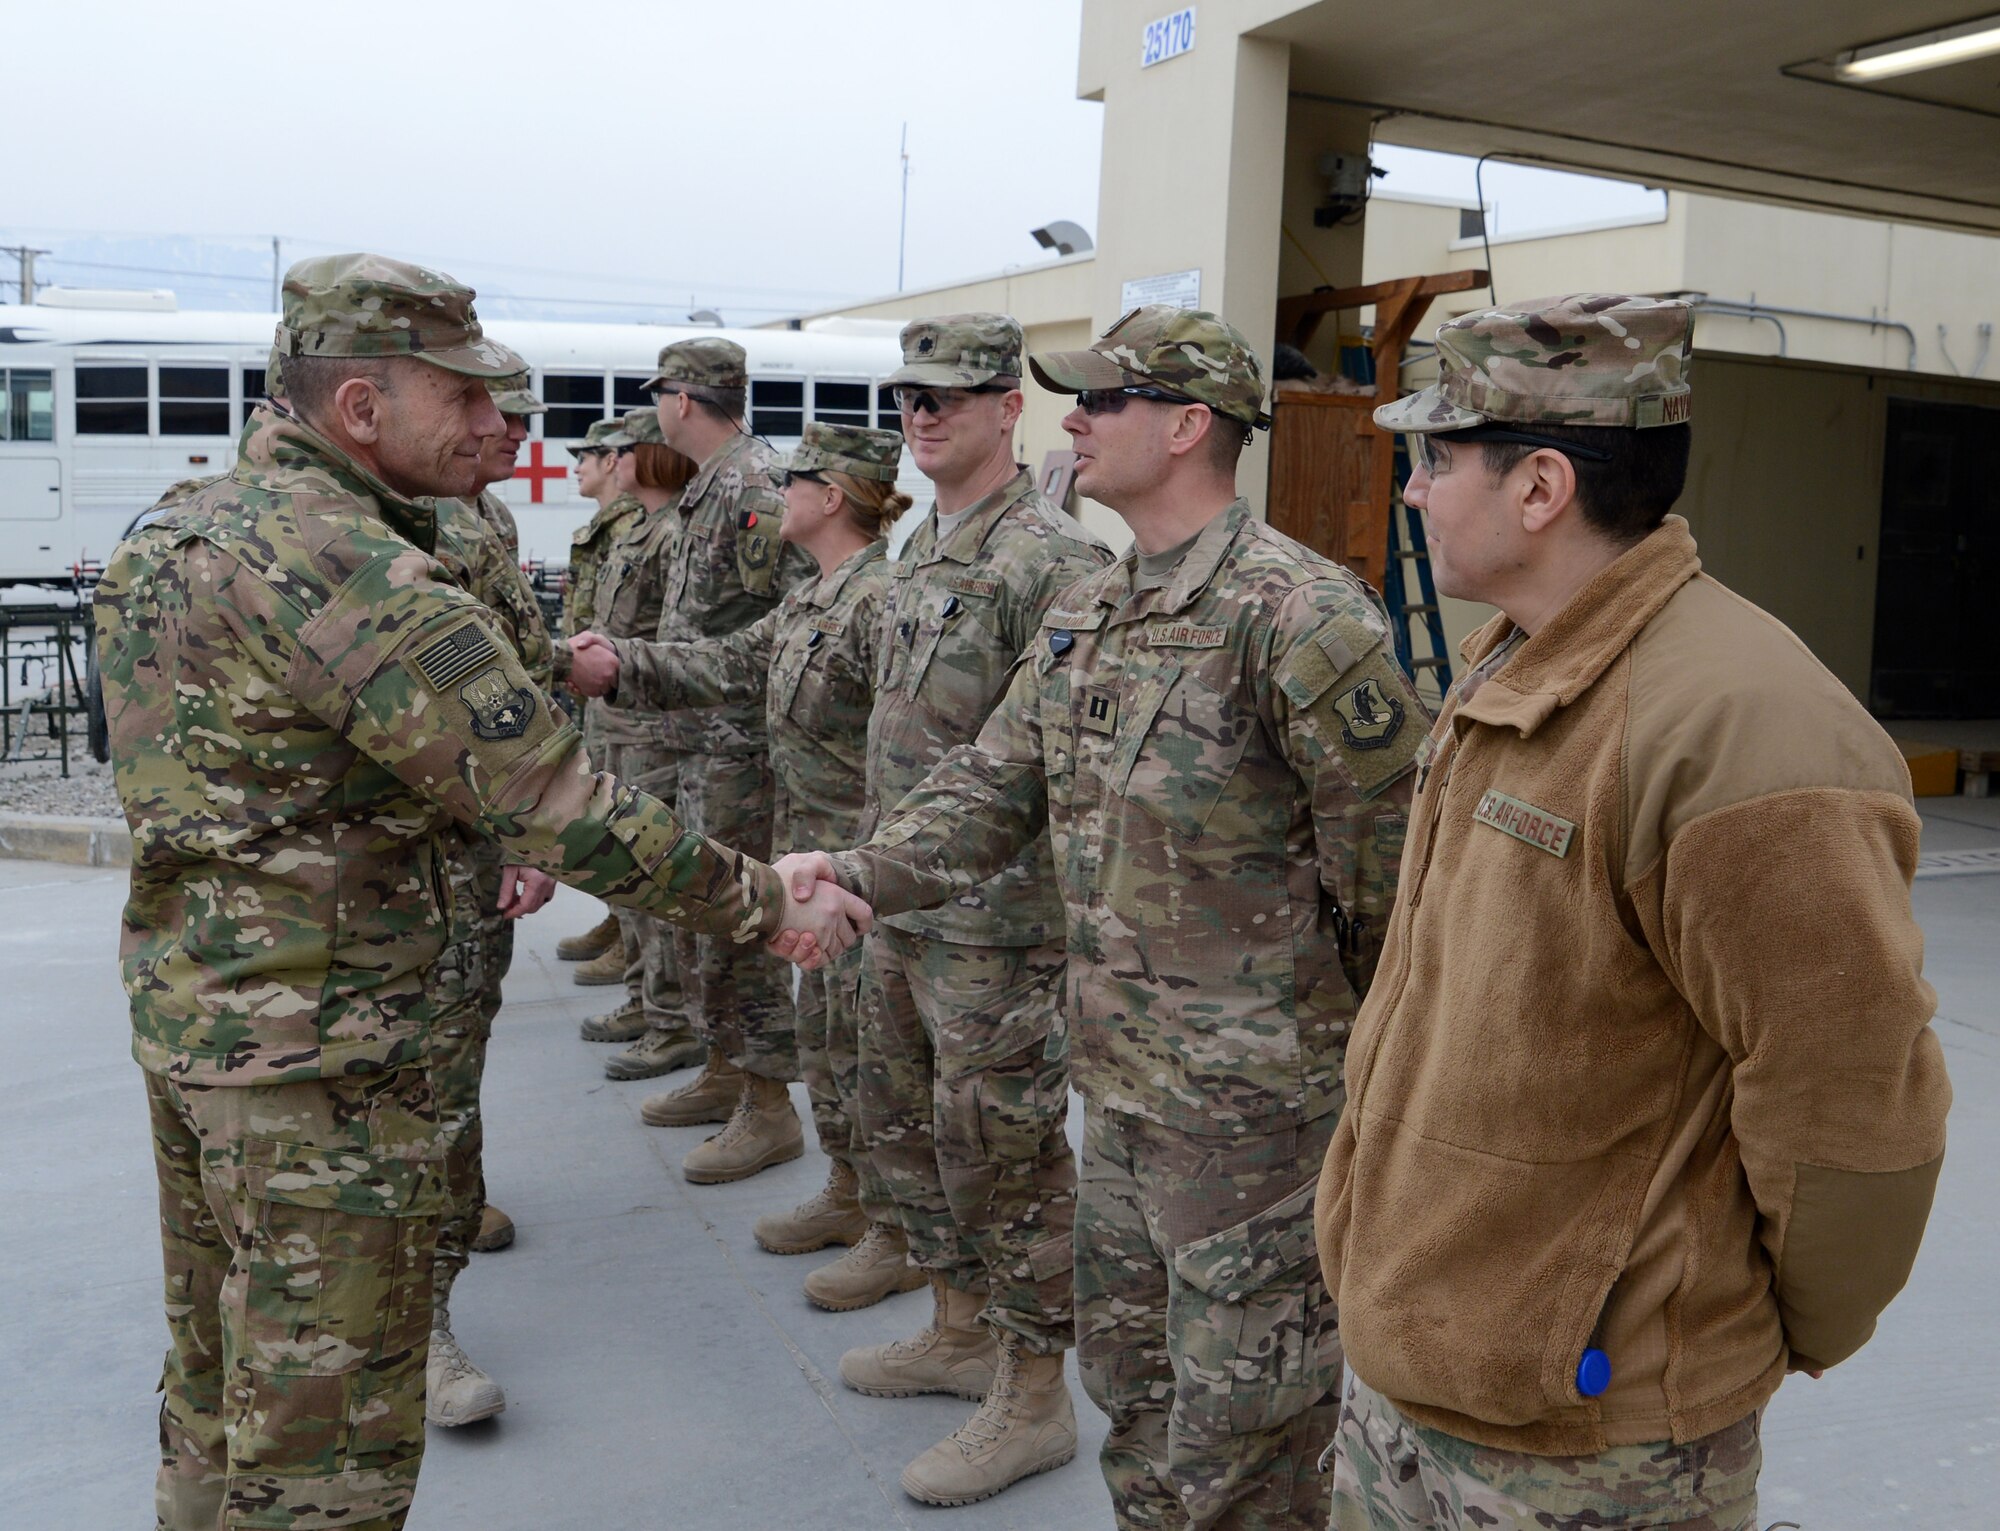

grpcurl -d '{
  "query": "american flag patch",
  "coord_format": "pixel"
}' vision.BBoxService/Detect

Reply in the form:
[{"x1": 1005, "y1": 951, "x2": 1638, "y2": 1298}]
[{"x1": 412, "y1": 622, "x2": 500, "y2": 690}]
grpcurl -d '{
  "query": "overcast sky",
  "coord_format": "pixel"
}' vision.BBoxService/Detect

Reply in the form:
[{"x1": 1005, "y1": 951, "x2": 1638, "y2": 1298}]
[{"x1": 5, "y1": 0, "x2": 1658, "y2": 321}]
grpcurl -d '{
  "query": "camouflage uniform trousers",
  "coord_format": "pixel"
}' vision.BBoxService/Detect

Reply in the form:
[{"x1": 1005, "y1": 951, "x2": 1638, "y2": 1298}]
[
  {"x1": 430, "y1": 833, "x2": 513, "y2": 1302},
  {"x1": 666, "y1": 747, "x2": 796, "y2": 1080},
  {"x1": 610, "y1": 739, "x2": 690, "y2": 1029},
  {"x1": 858, "y1": 925, "x2": 1075, "y2": 1352},
  {"x1": 1328, "y1": 1376, "x2": 1762, "y2": 1530},
  {"x1": 148, "y1": 1064, "x2": 447, "y2": 1531},
  {"x1": 1075, "y1": 1101, "x2": 1341, "y2": 1531},
  {"x1": 797, "y1": 939, "x2": 895, "y2": 1219}
]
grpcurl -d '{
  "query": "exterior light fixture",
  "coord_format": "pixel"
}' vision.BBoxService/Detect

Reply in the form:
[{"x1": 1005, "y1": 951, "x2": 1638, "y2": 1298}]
[{"x1": 1834, "y1": 13, "x2": 2000, "y2": 80}]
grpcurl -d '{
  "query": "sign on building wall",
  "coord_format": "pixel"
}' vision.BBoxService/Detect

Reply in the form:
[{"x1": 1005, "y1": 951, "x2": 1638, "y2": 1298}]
[
  {"x1": 1141, "y1": 7, "x2": 1196, "y2": 68},
  {"x1": 1120, "y1": 268, "x2": 1202, "y2": 312}
]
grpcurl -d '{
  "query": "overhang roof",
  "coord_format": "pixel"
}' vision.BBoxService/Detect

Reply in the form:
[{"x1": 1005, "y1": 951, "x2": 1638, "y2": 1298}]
[{"x1": 1253, "y1": 3, "x2": 2000, "y2": 233}]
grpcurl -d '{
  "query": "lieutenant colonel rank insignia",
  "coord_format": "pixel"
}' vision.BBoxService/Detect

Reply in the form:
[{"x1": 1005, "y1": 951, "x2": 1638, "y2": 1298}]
[
  {"x1": 1332, "y1": 676, "x2": 1405, "y2": 751},
  {"x1": 459, "y1": 666, "x2": 536, "y2": 741}
]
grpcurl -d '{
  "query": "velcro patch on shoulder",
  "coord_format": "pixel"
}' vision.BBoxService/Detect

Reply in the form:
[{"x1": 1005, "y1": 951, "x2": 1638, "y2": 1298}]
[
  {"x1": 1281, "y1": 636, "x2": 1425, "y2": 800},
  {"x1": 412, "y1": 621, "x2": 501, "y2": 691}
]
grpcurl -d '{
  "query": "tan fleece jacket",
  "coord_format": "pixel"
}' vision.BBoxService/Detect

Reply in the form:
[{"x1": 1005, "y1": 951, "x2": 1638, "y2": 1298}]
[{"x1": 1314, "y1": 516, "x2": 1950, "y2": 1455}]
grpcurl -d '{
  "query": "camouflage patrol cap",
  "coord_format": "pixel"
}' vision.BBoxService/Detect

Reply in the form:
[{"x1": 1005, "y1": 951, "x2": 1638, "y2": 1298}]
[
  {"x1": 643, "y1": 337, "x2": 747, "y2": 393},
  {"x1": 600, "y1": 407, "x2": 665, "y2": 449},
  {"x1": 785, "y1": 422, "x2": 904, "y2": 483},
  {"x1": 570, "y1": 417, "x2": 624, "y2": 454},
  {"x1": 1030, "y1": 306, "x2": 1271, "y2": 428},
  {"x1": 488, "y1": 374, "x2": 546, "y2": 415},
  {"x1": 274, "y1": 252, "x2": 523, "y2": 378},
  {"x1": 885, "y1": 314, "x2": 1023, "y2": 388},
  {"x1": 1375, "y1": 294, "x2": 1693, "y2": 433}
]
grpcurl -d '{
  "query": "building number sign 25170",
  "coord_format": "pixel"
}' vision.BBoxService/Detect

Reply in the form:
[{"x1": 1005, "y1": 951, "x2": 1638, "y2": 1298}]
[{"x1": 1141, "y1": 7, "x2": 1196, "y2": 68}]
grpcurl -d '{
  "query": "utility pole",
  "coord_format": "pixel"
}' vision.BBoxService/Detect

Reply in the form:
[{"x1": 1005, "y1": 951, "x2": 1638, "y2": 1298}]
[
  {"x1": 271, "y1": 236, "x2": 281, "y2": 311},
  {"x1": 897, "y1": 124, "x2": 910, "y2": 291},
  {"x1": 5, "y1": 245, "x2": 51, "y2": 304}
]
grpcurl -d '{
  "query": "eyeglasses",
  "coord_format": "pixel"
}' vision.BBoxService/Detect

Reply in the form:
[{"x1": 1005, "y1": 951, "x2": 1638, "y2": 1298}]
[
  {"x1": 1074, "y1": 385, "x2": 1202, "y2": 417},
  {"x1": 891, "y1": 383, "x2": 1010, "y2": 418},
  {"x1": 645, "y1": 384, "x2": 687, "y2": 402},
  {"x1": 1410, "y1": 426, "x2": 1614, "y2": 475},
  {"x1": 776, "y1": 469, "x2": 827, "y2": 490}
]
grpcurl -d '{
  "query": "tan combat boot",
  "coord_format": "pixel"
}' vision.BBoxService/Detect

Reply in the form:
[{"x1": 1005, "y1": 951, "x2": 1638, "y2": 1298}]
[
  {"x1": 579, "y1": 997, "x2": 647, "y2": 1044},
  {"x1": 640, "y1": 1047, "x2": 744, "y2": 1128},
  {"x1": 754, "y1": 1159, "x2": 867, "y2": 1254},
  {"x1": 899, "y1": 1331, "x2": 1076, "y2": 1506},
  {"x1": 838, "y1": 1276, "x2": 997, "y2": 1400},
  {"x1": 803, "y1": 1220, "x2": 928, "y2": 1312},
  {"x1": 555, "y1": 911, "x2": 619, "y2": 962},
  {"x1": 427, "y1": 1297, "x2": 506, "y2": 1427},
  {"x1": 604, "y1": 1023, "x2": 705, "y2": 1081},
  {"x1": 682, "y1": 1073, "x2": 804, "y2": 1184},
  {"x1": 571, "y1": 935, "x2": 630, "y2": 987},
  {"x1": 470, "y1": 1203, "x2": 515, "y2": 1253}
]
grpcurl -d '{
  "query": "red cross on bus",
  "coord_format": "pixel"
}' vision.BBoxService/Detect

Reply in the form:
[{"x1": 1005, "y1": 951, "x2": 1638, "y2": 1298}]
[{"x1": 515, "y1": 441, "x2": 569, "y2": 503}]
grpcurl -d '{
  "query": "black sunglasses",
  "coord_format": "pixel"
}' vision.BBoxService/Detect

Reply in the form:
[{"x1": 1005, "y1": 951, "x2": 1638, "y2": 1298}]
[
  {"x1": 645, "y1": 384, "x2": 687, "y2": 402},
  {"x1": 1412, "y1": 426, "x2": 1614, "y2": 474},
  {"x1": 1075, "y1": 385, "x2": 1202, "y2": 417},
  {"x1": 891, "y1": 383, "x2": 1011, "y2": 418},
  {"x1": 776, "y1": 469, "x2": 827, "y2": 490}
]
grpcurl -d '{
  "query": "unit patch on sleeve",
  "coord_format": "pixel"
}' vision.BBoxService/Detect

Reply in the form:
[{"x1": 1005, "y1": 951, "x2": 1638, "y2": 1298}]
[
  {"x1": 1472, "y1": 789, "x2": 1575, "y2": 858},
  {"x1": 458, "y1": 667, "x2": 537, "y2": 741},
  {"x1": 1332, "y1": 677, "x2": 1406, "y2": 751}
]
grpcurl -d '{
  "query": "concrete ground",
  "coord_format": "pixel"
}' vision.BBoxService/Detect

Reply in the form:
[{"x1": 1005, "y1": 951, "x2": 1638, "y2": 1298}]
[{"x1": 3, "y1": 801, "x2": 1997, "y2": 1529}]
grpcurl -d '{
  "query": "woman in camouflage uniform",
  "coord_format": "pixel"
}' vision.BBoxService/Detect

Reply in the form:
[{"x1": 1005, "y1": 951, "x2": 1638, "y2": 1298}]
[{"x1": 569, "y1": 422, "x2": 924, "y2": 1309}]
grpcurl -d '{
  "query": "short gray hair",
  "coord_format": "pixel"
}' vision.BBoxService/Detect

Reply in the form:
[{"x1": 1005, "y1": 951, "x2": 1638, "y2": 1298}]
[{"x1": 280, "y1": 354, "x2": 397, "y2": 424}]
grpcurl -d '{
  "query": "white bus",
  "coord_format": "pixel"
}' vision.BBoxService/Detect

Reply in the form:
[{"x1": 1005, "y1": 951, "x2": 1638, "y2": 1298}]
[{"x1": 0, "y1": 290, "x2": 925, "y2": 584}]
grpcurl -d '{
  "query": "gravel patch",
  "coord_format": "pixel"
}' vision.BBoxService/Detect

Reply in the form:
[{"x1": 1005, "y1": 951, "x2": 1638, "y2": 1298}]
[{"x1": 0, "y1": 717, "x2": 120, "y2": 819}]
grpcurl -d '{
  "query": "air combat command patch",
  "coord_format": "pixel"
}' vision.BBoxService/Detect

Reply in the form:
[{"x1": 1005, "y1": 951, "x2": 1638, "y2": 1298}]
[{"x1": 459, "y1": 666, "x2": 535, "y2": 740}]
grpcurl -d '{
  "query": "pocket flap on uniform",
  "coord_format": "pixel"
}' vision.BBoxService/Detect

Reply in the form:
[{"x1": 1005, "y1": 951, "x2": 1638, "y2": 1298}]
[
  {"x1": 244, "y1": 1137, "x2": 449, "y2": 1219},
  {"x1": 1172, "y1": 1176, "x2": 1320, "y2": 1301}
]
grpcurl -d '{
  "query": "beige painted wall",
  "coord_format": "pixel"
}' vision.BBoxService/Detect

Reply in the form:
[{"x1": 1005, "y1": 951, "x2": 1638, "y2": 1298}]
[{"x1": 1081, "y1": 0, "x2": 1290, "y2": 517}]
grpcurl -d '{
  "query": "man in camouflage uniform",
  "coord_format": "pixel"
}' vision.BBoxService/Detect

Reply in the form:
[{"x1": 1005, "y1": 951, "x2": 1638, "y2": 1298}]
[
  {"x1": 97, "y1": 253, "x2": 868, "y2": 1531},
  {"x1": 633, "y1": 338, "x2": 818, "y2": 1182},
  {"x1": 780, "y1": 307, "x2": 1422, "y2": 1526},
  {"x1": 418, "y1": 372, "x2": 561, "y2": 1427},
  {"x1": 557, "y1": 408, "x2": 703, "y2": 1068},
  {"x1": 569, "y1": 422, "x2": 927, "y2": 1308},
  {"x1": 791, "y1": 315, "x2": 1112, "y2": 1506},
  {"x1": 552, "y1": 415, "x2": 644, "y2": 967}
]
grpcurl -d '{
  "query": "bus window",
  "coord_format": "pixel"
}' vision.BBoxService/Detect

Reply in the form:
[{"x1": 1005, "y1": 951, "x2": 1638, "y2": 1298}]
[
  {"x1": 242, "y1": 366, "x2": 269, "y2": 423},
  {"x1": 160, "y1": 366, "x2": 231, "y2": 435},
  {"x1": 1, "y1": 370, "x2": 55, "y2": 441},
  {"x1": 878, "y1": 384, "x2": 899, "y2": 425},
  {"x1": 812, "y1": 380, "x2": 871, "y2": 428},
  {"x1": 612, "y1": 375, "x2": 652, "y2": 413},
  {"x1": 750, "y1": 378, "x2": 804, "y2": 438},
  {"x1": 76, "y1": 364, "x2": 149, "y2": 435},
  {"x1": 543, "y1": 372, "x2": 606, "y2": 440}
]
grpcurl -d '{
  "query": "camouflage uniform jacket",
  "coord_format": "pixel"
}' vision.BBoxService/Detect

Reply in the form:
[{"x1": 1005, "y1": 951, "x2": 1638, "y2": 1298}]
[
  {"x1": 563, "y1": 492, "x2": 646, "y2": 637},
  {"x1": 438, "y1": 493, "x2": 553, "y2": 691},
  {"x1": 608, "y1": 541, "x2": 892, "y2": 853},
  {"x1": 467, "y1": 486, "x2": 522, "y2": 557},
  {"x1": 653, "y1": 431, "x2": 813, "y2": 755},
  {"x1": 869, "y1": 468, "x2": 1110, "y2": 946},
  {"x1": 833, "y1": 500, "x2": 1423, "y2": 1135},
  {"x1": 572, "y1": 499, "x2": 679, "y2": 743},
  {"x1": 96, "y1": 406, "x2": 787, "y2": 1087}
]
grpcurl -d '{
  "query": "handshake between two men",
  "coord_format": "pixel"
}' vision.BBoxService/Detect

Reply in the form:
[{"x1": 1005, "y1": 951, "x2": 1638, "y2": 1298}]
[{"x1": 567, "y1": 631, "x2": 871, "y2": 972}]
